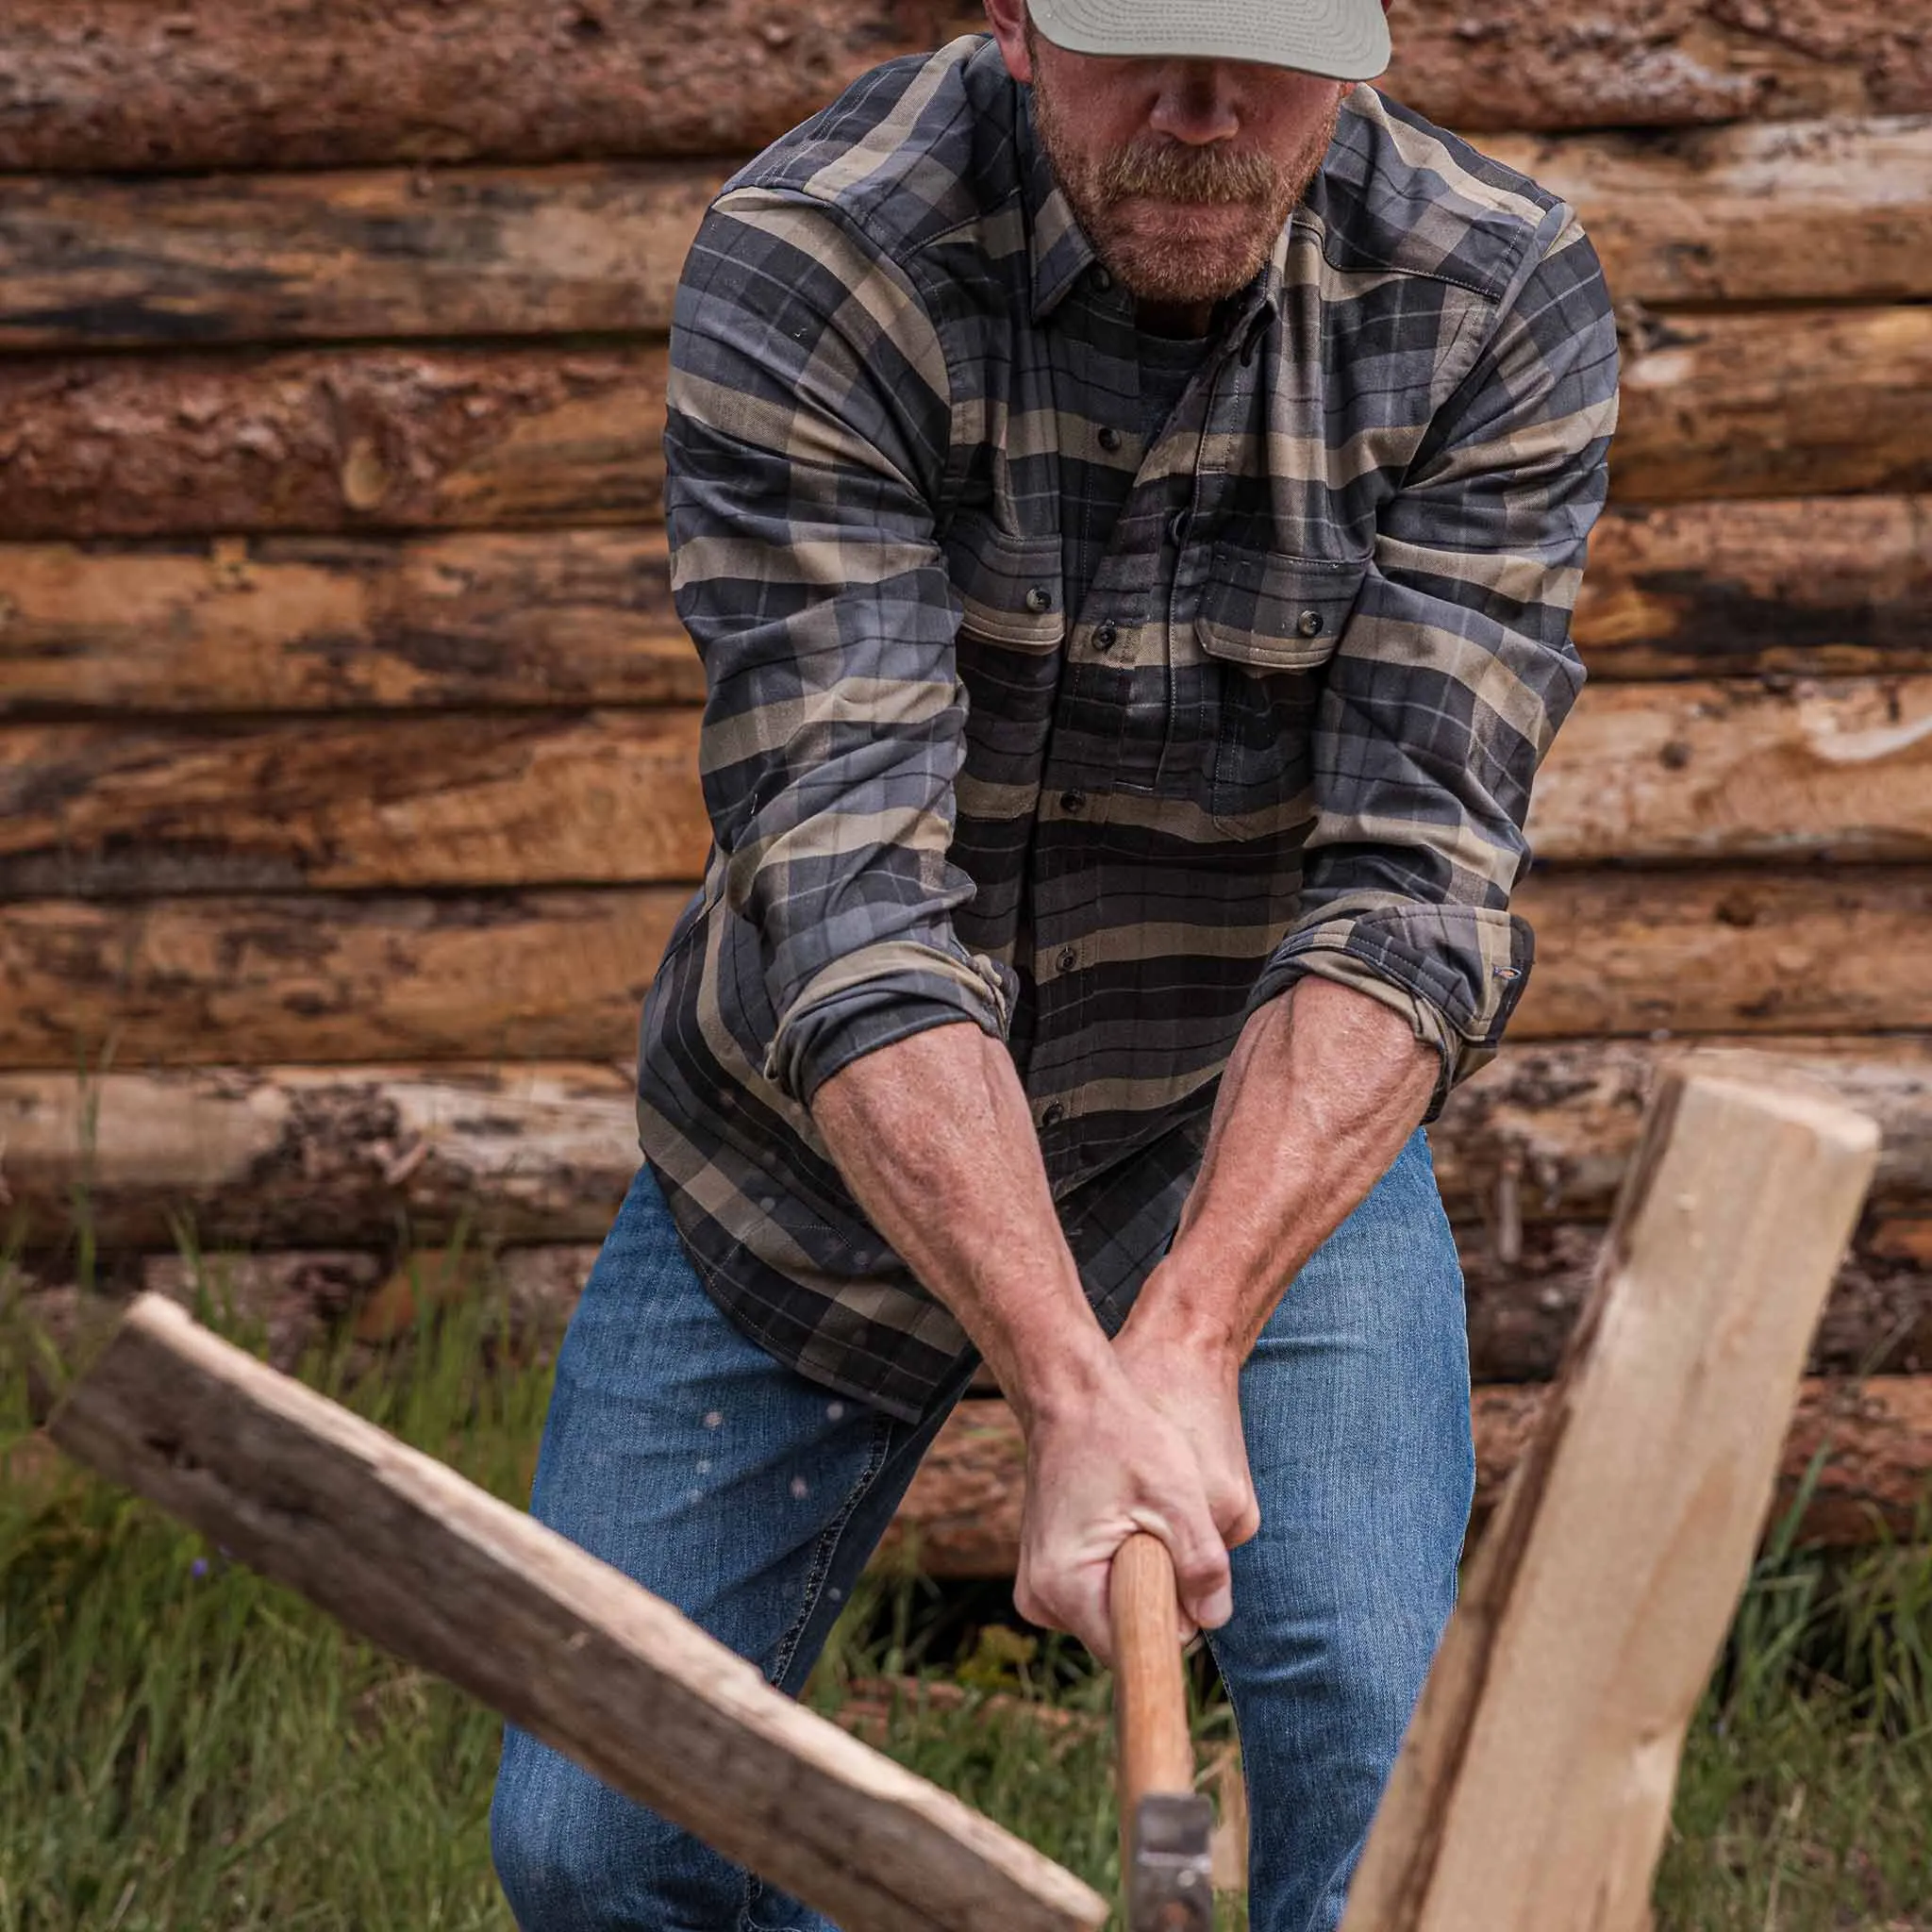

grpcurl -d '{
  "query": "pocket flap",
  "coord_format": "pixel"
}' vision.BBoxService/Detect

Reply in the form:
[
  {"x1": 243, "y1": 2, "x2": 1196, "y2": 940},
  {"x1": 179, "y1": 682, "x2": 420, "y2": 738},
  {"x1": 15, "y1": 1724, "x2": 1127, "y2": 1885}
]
[
  {"x1": 943, "y1": 517, "x2": 1066, "y2": 652},
  {"x1": 1196, "y1": 547, "x2": 1370, "y2": 671}
]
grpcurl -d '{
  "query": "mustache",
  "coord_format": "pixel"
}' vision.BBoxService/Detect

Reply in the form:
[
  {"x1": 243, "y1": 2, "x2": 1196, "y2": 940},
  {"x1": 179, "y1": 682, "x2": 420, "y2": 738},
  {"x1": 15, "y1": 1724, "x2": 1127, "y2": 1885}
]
[{"x1": 1095, "y1": 140, "x2": 1285, "y2": 207}]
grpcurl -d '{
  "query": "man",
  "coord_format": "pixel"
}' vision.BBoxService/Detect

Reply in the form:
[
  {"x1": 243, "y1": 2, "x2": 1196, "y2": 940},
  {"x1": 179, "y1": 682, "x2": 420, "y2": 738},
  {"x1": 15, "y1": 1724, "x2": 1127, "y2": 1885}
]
[{"x1": 491, "y1": 0, "x2": 1618, "y2": 1924}]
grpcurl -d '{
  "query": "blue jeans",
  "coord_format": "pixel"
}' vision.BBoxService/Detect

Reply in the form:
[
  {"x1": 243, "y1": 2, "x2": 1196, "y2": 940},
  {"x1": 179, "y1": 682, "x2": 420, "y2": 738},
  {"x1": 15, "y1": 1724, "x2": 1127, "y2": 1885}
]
[{"x1": 491, "y1": 1132, "x2": 1474, "y2": 1932}]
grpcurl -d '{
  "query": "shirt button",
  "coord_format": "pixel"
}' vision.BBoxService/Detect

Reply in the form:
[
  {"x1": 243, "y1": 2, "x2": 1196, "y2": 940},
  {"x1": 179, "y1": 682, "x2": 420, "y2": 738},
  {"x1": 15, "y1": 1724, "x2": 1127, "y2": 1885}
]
[
  {"x1": 1057, "y1": 946, "x2": 1078, "y2": 974},
  {"x1": 1091, "y1": 266, "x2": 1113, "y2": 293},
  {"x1": 1296, "y1": 609, "x2": 1325, "y2": 638},
  {"x1": 1059, "y1": 790, "x2": 1087, "y2": 814},
  {"x1": 1041, "y1": 1101, "x2": 1067, "y2": 1128},
  {"x1": 1093, "y1": 619, "x2": 1119, "y2": 651},
  {"x1": 1167, "y1": 509, "x2": 1190, "y2": 547},
  {"x1": 1024, "y1": 585, "x2": 1054, "y2": 614},
  {"x1": 1097, "y1": 425, "x2": 1123, "y2": 453}
]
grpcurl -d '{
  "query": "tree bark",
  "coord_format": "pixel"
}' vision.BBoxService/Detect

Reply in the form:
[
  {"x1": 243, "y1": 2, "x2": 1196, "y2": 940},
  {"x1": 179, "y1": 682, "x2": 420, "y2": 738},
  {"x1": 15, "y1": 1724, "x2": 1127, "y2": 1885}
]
[
  {"x1": 1, "y1": 2, "x2": 1925, "y2": 175},
  {"x1": 4, "y1": 869, "x2": 1930, "y2": 1066},
  {"x1": 0, "y1": 530, "x2": 698, "y2": 718},
  {"x1": 0, "y1": 316, "x2": 1924, "y2": 540}
]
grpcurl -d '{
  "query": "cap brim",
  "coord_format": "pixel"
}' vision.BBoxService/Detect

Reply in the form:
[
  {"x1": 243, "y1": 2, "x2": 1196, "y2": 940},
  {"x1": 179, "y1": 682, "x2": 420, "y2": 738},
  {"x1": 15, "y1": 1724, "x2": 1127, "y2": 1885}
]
[{"x1": 1027, "y1": 0, "x2": 1391, "y2": 81}]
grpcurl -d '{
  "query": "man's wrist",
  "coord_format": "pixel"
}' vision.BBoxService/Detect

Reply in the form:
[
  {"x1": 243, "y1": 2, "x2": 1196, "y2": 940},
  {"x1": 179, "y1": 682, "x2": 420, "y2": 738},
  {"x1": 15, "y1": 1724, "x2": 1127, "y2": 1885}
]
[{"x1": 1000, "y1": 1319, "x2": 1119, "y2": 1434}]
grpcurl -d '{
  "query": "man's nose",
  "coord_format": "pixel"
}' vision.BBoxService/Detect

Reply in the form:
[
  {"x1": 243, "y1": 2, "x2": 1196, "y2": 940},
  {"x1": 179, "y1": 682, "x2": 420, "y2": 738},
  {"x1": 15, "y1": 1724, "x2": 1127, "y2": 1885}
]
[{"x1": 1144, "y1": 60, "x2": 1242, "y2": 145}]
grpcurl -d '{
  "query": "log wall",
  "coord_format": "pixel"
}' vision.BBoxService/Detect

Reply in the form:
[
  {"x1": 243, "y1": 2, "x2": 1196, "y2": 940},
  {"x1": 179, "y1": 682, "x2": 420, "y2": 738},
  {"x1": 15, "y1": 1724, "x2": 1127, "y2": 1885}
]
[{"x1": 2, "y1": 2, "x2": 1928, "y2": 1555}]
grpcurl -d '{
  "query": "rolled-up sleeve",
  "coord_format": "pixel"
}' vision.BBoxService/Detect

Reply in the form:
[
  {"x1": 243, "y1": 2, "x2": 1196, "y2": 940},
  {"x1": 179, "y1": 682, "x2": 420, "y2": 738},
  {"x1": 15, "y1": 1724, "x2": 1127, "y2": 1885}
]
[
  {"x1": 1246, "y1": 204, "x2": 1621, "y2": 1114},
  {"x1": 665, "y1": 189, "x2": 1009, "y2": 1107}
]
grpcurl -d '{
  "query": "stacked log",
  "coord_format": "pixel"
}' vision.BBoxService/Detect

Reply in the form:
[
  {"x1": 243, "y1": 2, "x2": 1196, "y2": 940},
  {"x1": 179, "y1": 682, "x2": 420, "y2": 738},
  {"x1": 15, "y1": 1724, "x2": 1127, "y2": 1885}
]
[{"x1": 2, "y1": 1, "x2": 1929, "y2": 1556}]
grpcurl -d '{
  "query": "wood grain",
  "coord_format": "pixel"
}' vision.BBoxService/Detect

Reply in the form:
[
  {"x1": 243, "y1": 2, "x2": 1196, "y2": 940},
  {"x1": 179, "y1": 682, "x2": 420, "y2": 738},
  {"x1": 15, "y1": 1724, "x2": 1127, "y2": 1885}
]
[
  {"x1": 0, "y1": 891, "x2": 685, "y2": 1066},
  {"x1": 1, "y1": 2, "x2": 1925, "y2": 174},
  {"x1": 7, "y1": 676, "x2": 1928, "y2": 895},
  {"x1": 0, "y1": 316, "x2": 1924, "y2": 540},
  {"x1": 0, "y1": 530, "x2": 698, "y2": 717},
  {"x1": 1615, "y1": 307, "x2": 1932, "y2": 503},
  {"x1": 7, "y1": 503, "x2": 1927, "y2": 719},
  {"x1": 47, "y1": 1295, "x2": 1109, "y2": 1932},
  {"x1": 1341, "y1": 1064, "x2": 1878, "y2": 1932},
  {"x1": 883, "y1": 1374, "x2": 1932, "y2": 1576},
  {"x1": 0, "y1": 345, "x2": 671, "y2": 541},
  {"x1": 1482, "y1": 115, "x2": 1932, "y2": 308},
  {"x1": 0, "y1": 711, "x2": 707, "y2": 896},
  {"x1": 2, "y1": 1037, "x2": 1928, "y2": 1251},
  {"x1": 3, "y1": 868, "x2": 1928, "y2": 1067},
  {"x1": 1526, "y1": 675, "x2": 1932, "y2": 865},
  {"x1": 3, "y1": 119, "x2": 1927, "y2": 353},
  {"x1": 1572, "y1": 497, "x2": 1932, "y2": 681}
]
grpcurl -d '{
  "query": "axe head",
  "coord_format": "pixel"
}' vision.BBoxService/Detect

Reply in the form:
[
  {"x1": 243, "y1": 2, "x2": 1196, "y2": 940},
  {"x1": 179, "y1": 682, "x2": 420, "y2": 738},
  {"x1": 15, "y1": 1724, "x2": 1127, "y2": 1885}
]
[{"x1": 1128, "y1": 1790, "x2": 1214, "y2": 1932}]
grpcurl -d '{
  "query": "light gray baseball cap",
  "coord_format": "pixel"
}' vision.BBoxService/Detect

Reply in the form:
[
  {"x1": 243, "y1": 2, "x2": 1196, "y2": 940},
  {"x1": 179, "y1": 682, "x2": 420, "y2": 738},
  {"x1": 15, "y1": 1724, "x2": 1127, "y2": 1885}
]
[{"x1": 1027, "y1": 0, "x2": 1391, "y2": 80}]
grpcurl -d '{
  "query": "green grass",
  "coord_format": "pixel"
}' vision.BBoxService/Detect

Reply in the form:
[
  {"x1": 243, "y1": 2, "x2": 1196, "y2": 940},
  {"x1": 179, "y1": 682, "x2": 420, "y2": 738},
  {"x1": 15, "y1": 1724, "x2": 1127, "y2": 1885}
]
[{"x1": 2, "y1": 1274, "x2": 1929, "y2": 1930}]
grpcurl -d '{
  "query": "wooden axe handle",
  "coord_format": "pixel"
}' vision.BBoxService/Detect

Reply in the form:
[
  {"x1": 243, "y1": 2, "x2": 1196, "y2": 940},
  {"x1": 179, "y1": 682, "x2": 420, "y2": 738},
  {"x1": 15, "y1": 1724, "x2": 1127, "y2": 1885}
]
[{"x1": 1110, "y1": 1531, "x2": 1194, "y2": 1821}]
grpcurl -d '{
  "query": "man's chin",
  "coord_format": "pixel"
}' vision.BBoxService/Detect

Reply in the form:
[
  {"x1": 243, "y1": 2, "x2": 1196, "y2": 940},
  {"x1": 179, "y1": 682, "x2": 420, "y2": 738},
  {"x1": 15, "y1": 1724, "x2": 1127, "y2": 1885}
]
[{"x1": 1098, "y1": 205, "x2": 1279, "y2": 308}]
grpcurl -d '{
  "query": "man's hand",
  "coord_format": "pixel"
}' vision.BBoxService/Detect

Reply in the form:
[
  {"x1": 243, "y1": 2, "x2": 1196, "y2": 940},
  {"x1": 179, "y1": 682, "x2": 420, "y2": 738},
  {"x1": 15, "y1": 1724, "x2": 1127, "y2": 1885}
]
[
  {"x1": 1015, "y1": 1360, "x2": 1232, "y2": 1663},
  {"x1": 1113, "y1": 1299, "x2": 1259, "y2": 1553}
]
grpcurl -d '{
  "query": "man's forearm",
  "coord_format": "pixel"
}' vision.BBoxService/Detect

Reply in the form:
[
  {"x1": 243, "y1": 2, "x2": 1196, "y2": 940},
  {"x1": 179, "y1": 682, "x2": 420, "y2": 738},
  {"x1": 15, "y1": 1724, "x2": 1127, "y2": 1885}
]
[
  {"x1": 808, "y1": 1023, "x2": 1113, "y2": 1427},
  {"x1": 1129, "y1": 975, "x2": 1438, "y2": 1362}
]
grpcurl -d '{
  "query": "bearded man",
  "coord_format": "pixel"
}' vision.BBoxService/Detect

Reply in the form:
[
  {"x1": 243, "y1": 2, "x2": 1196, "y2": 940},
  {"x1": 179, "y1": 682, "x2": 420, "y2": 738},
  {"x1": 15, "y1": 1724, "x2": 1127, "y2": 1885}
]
[{"x1": 491, "y1": 2, "x2": 1619, "y2": 1925}]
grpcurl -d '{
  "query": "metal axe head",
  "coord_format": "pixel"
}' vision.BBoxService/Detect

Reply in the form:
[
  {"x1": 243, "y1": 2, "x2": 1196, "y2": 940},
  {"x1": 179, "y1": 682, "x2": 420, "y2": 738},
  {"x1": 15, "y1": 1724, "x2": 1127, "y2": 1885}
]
[{"x1": 1128, "y1": 1790, "x2": 1214, "y2": 1932}]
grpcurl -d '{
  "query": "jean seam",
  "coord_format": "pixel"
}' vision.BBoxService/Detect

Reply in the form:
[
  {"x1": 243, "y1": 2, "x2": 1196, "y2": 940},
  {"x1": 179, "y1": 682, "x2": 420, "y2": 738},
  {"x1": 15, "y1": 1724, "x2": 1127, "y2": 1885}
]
[{"x1": 737, "y1": 1408, "x2": 898, "y2": 1932}]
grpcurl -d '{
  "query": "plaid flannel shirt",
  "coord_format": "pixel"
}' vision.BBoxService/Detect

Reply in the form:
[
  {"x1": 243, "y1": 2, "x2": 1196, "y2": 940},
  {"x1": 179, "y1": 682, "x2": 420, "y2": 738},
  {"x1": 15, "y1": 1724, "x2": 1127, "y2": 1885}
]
[{"x1": 637, "y1": 34, "x2": 1620, "y2": 1421}]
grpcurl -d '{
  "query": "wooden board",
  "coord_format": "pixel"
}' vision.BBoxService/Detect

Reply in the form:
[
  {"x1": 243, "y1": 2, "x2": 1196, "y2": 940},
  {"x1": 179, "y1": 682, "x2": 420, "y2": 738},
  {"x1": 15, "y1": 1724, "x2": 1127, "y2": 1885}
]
[
  {"x1": 1341, "y1": 1064, "x2": 1878, "y2": 1932},
  {"x1": 4, "y1": 119, "x2": 1928, "y2": 353},
  {"x1": 0, "y1": 530, "x2": 699, "y2": 717},
  {"x1": 46, "y1": 1295, "x2": 1109, "y2": 1932},
  {"x1": 1616, "y1": 307, "x2": 1932, "y2": 504},
  {"x1": 0, "y1": 711, "x2": 708, "y2": 896},
  {"x1": 3, "y1": 868, "x2": 1929, "y2": 1066},
  {"x1": 8, "y1": 503, "x2": 1928, "y2": 718},
  {"x1": 0, "y1": 318, "x2": 1925, "y2": 540},
  {"x1": 2, "y1": 1040, "x2": 1928, "y2": 1252},
  {"x1": 1, "y1": 2, "x2": 1925, "y2": 174},
  {"x1": 882, "y1": 1374, "x2": 1932, "y2": 1576},
  {"x1": 1573, "y1": 497, "x2": 1932, "y2": 681}
]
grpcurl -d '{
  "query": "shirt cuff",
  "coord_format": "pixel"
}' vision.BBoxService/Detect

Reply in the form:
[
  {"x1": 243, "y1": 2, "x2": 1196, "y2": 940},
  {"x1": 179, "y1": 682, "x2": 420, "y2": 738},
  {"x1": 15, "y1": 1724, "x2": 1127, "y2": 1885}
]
[
  {"x1": 1245, "y1": 904, "x2": 1535, "y2": 1119},
  {"x1": 764, "y1": 938, "x2": 1016, "y2": 1106}
]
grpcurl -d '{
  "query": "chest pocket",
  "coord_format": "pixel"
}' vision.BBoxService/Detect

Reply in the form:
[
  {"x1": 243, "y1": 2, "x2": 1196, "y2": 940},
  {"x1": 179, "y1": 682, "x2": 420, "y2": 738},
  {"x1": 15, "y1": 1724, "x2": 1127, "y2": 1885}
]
[{"x1": 1195, "y1": 546, "x2": 1369, "y2": 834}]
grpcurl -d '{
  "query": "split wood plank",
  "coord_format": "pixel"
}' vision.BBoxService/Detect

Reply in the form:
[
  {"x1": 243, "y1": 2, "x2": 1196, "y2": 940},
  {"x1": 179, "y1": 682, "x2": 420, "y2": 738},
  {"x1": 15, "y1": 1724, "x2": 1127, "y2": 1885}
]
[
  {"x1": 4, "y1": 1041, "x2": 1929, "y2": 1252},
  {"x1": 876, "y1": 1371, "x2": 1932, "y2": 1579},
  {"x1": 0, "y1": 314, "x2": 1926, "y2": 541},
  {"x1": 1338, "y1": 1062, "x2": 1879, "y2": 1932},
  {"x1": 2, "y1": 1, "x2": 1925, "y2": 174},
  {"x1": 45, "y1": 1295, "x2": 1108, "y2": 1932},
  {"x1": 0, "y1": 530, "x2": 700, "y2": 716},
  {"x1": 7, "y1": 502, "x2": 1929, "y2": 719},
  {"x1": 3, "y1": 118, "x2": 1928, "y2": 353},
  {"x1": 9, "y1": 677, "x2": 1932, "y2": 894},
  {"x1": 1572, "y1": 497, "x2": 1932, "y2": 682},
  {"x1": 5, "y1": 867, "x2": 1932, "y2": 1066}
]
